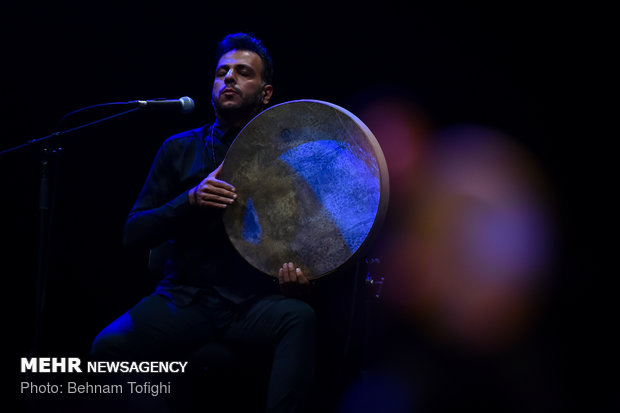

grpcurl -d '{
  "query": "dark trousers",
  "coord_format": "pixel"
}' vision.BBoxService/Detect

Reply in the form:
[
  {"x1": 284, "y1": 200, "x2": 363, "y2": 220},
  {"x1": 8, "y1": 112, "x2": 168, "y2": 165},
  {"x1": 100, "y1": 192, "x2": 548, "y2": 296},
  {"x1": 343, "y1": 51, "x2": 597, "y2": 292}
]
[{"x1": 91, "y1": 292, "x2": 316, "y2": 412}]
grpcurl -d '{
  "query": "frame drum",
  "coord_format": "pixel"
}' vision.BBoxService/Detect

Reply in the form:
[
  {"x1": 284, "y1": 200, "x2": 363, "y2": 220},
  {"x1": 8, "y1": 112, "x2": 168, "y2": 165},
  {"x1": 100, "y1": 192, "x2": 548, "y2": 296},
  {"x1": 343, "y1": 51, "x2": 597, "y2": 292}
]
[{"x1": 220, "y1": 100, "x2": 389, "y2": 279}]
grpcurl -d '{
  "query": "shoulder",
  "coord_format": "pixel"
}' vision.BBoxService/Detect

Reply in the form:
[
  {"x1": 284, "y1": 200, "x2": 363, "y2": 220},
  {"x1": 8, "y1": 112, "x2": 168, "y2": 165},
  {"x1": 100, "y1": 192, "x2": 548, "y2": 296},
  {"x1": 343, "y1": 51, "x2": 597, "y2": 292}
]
[
  {"x1": 162, "y1": 124, "x2": 211, "y2": 148},
  {"x1": 150, "y1": 124, "x2": 211, "y2": 164}
]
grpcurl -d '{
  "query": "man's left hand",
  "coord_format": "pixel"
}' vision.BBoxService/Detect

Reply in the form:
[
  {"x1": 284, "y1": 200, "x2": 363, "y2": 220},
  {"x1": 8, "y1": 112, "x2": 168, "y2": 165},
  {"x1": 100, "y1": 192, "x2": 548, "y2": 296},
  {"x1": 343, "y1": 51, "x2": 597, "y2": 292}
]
[{"x1": 279, "y1": 262, "x2": 310, "y2": 298}]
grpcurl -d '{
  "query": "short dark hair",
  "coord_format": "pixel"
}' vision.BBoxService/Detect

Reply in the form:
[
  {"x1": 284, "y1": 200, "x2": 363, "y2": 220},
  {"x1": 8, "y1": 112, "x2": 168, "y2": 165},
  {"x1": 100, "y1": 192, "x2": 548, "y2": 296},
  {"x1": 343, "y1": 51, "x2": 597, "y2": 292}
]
[{"x1": 215, "y1": 33, "x2": 273, "y2": 84}]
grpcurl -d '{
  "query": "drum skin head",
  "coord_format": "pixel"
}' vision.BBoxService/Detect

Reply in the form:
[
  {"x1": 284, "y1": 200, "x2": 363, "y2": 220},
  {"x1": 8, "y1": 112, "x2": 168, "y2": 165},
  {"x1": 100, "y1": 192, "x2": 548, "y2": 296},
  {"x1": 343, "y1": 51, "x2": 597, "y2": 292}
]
[{"x1": 220, "y1": 100, "x2": 389, "y2": 279}]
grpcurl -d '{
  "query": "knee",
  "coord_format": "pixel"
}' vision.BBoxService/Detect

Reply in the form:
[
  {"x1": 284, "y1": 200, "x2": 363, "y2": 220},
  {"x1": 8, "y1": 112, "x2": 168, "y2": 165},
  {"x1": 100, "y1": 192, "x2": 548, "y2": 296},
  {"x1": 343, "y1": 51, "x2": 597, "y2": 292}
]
[
  {"x1": 90, "y1": 330, "x2": 127, "y2": 360},
  {"x1": 281, "y1": 299, "x2": 316, "y2": 331},
  {"x1": 296, "y1": 300, "x2": 316, "y2": 327},
  {"x1": 89, "y1": 313, "x2": 136, "y2": 360}
]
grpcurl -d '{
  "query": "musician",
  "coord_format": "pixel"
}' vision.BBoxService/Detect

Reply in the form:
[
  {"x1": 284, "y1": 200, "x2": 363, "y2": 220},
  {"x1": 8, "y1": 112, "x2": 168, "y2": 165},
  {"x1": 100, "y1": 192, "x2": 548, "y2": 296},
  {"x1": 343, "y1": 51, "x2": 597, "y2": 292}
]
[{"x1": 91, "y1": 33, "x2": 315, "y2": 412}]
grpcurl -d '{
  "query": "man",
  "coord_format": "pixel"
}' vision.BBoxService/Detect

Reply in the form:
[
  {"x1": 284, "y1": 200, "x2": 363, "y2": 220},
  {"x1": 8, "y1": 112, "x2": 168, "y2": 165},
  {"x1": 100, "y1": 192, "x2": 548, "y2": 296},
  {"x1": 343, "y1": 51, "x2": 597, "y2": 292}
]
[{"x1": 91, "y1": 33, "x2": 315, "y2": 412}]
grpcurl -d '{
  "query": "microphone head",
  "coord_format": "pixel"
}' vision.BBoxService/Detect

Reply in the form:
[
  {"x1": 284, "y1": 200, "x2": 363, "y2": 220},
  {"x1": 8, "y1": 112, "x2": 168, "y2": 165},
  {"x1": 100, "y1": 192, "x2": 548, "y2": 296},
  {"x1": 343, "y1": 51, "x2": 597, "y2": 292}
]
[{"x1": 179, "y1": 96, "x2": 195, "y2": 114}]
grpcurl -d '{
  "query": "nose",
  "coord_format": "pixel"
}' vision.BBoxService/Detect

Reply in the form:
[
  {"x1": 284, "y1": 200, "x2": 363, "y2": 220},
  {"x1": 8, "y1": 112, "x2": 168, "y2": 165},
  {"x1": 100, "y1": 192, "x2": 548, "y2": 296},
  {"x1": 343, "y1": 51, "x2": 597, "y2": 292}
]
[{"x1": 224, "y1": 68, "x2": 236, "y2": 84}]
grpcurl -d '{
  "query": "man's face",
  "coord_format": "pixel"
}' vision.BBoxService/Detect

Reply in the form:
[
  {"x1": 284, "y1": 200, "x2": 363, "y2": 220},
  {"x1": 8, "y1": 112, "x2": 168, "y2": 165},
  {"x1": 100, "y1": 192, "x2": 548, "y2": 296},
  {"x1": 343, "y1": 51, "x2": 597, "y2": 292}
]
[{"x1": 212, "y1": 49, "x2": 272, "y2": 118}]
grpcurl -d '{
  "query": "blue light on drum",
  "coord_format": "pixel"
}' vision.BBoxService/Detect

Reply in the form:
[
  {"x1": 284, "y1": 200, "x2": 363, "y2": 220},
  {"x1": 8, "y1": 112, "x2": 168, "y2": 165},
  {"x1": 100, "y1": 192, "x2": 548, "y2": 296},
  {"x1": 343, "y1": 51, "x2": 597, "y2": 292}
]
[
  {"x1": 279, "y1": 139, "x2": 380, "y2": 253},
  {"x1": 242, "y1": 196, "x2": 262, "y2": 244}
]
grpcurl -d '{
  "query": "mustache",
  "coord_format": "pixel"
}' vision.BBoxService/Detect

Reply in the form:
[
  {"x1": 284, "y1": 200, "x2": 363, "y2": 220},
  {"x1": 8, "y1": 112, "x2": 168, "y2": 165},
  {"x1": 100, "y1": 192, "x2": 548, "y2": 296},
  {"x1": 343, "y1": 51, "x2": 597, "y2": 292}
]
[{"x1": 220, "y1": 85, "x2": 242, "y2": 95}]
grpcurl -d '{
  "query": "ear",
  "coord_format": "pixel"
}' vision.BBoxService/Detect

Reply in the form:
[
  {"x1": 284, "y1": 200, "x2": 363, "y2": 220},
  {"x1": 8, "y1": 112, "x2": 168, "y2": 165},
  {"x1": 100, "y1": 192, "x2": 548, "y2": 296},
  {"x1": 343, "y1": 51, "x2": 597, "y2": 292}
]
[{"x1": 261, "y1": 84, "x2": 273, "y2": 105}]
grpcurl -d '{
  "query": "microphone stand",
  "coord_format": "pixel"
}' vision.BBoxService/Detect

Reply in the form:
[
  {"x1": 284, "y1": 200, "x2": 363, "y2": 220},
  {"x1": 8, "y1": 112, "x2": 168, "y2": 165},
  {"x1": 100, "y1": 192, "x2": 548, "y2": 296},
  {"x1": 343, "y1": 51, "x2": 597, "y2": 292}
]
[{"x1": 1, "y1": 106, "x2": 141, "y2": 357}]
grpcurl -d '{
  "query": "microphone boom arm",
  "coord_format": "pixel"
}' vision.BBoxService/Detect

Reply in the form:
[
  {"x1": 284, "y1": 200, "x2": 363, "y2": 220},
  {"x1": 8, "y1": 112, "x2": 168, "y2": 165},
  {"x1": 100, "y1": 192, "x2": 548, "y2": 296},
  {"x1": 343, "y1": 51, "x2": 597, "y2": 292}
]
[
  {"x1": 0, "y1": 106, "x2": 140, "y2": 156},
  {"x1": 0, "y1": 96, "x2": 194, "y2": 156}
]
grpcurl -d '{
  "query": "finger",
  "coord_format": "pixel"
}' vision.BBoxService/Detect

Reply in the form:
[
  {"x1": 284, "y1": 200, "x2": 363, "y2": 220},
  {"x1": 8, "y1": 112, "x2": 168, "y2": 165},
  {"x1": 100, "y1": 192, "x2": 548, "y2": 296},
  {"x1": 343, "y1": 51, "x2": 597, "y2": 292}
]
[
  {"x1": 201, "y1": 193, "x2": 236, "y2": 205},
  {"x1": 287, "y1": 262, "x2": 297, "y2": 283},
  {"x1": 281, "y1": 263, "x2": 291, "y2": 283},
  {"x1": 207, "y1": 178, "x2": 236, "y2": 193},
  {"x1": 203, "y1": 201, "x2": 228, "y2": 209},
  {"x1": 201, "y1": 178, "x2": 235, "y2": 196},
  {"x1": 197, "y1": 188, "x2": 234, "y2": 204},
  {"x1": 199, "y1": 184, "x2": 236, "y2": 199},
  {"x1": 296, "y1": 268, "x2": 309, "y2": 285}
]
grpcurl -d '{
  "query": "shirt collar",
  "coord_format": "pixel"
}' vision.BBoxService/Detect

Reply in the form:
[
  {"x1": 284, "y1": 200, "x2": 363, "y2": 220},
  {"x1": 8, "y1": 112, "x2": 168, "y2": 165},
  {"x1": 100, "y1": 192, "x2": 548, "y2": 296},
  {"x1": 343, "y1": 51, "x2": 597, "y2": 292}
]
[{"x1": 210, "y1": 119, "x2": 240, "y2": 146}]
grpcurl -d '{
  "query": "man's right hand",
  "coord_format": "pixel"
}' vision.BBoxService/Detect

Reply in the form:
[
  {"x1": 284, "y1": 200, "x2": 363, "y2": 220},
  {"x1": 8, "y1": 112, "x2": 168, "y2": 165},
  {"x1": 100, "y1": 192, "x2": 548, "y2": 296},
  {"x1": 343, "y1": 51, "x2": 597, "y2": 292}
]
[{"x1": 189, "y1": 163, "x2": 237, "y2": 208}]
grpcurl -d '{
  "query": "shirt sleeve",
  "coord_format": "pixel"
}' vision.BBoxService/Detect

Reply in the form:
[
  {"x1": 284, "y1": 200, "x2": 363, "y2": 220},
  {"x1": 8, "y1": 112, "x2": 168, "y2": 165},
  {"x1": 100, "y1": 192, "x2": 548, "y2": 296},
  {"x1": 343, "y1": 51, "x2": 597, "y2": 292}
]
[{"x1": 122, "y1": 138, "x2": 194, "y2": 249}]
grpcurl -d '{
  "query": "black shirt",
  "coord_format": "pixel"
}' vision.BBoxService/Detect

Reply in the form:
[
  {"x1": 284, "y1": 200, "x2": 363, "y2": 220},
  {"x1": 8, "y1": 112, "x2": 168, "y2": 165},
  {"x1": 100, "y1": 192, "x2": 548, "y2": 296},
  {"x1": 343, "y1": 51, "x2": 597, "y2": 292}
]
[{"x1": 124, "y1": 120, "x2": 278, "y2": 308}]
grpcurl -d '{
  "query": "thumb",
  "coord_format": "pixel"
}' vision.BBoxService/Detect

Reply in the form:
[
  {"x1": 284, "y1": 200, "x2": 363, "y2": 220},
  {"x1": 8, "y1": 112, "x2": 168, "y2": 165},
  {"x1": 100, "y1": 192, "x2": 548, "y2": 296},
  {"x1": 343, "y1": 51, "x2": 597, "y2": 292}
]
[{"x1": 211, "y1": 162, "x2": 224, "y2": 178}]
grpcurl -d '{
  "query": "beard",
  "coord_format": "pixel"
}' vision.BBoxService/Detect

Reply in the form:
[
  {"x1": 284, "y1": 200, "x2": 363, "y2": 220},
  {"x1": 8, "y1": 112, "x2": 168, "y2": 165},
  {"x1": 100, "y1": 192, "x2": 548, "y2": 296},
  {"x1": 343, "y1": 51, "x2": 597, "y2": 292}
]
[{"x1": 212, "y1": 85, "x2": 266, "y2": 126}]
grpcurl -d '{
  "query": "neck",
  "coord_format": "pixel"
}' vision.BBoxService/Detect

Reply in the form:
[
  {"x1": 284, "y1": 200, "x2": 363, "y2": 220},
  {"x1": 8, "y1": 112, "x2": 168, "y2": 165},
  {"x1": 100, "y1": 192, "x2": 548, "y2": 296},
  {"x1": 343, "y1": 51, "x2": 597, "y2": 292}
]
[
  {"x1": 215, "y1": 105, "x2": 263, "y2": 130},
  {"x1": 215, "y1": 116, "x2": 250, "y2": 130}
]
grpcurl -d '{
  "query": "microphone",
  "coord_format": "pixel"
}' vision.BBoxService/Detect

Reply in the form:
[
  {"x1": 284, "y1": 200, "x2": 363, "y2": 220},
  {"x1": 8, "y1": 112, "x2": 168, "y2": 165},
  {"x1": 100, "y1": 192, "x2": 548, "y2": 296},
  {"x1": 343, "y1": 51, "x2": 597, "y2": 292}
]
[{"x1": 131, "y1": 96, "x2": 195, "y2": 114}]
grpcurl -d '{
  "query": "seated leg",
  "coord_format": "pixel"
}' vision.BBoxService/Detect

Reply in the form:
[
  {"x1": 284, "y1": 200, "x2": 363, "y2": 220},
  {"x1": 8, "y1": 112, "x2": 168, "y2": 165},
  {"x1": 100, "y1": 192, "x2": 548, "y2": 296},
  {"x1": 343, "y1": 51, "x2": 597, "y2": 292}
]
[{"x1": 224, "y1": 295, "x2": 316, "y2": 413}]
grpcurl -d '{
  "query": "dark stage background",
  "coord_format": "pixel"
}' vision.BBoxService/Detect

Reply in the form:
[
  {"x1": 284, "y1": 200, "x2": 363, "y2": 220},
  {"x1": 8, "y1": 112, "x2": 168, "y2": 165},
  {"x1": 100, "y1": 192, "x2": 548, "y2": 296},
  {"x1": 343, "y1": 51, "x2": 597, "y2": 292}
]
[{"x1": 4, "y1": 2, "x2": 611, "y2": 412}]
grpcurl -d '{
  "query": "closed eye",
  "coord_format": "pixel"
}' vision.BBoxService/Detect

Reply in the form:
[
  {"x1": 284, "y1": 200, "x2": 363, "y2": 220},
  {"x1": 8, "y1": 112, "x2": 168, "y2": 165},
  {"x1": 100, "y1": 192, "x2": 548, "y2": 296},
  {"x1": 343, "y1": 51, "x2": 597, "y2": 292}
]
[{"x1": 215, "y1": 66, "x2": 229, "y2": 77}]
